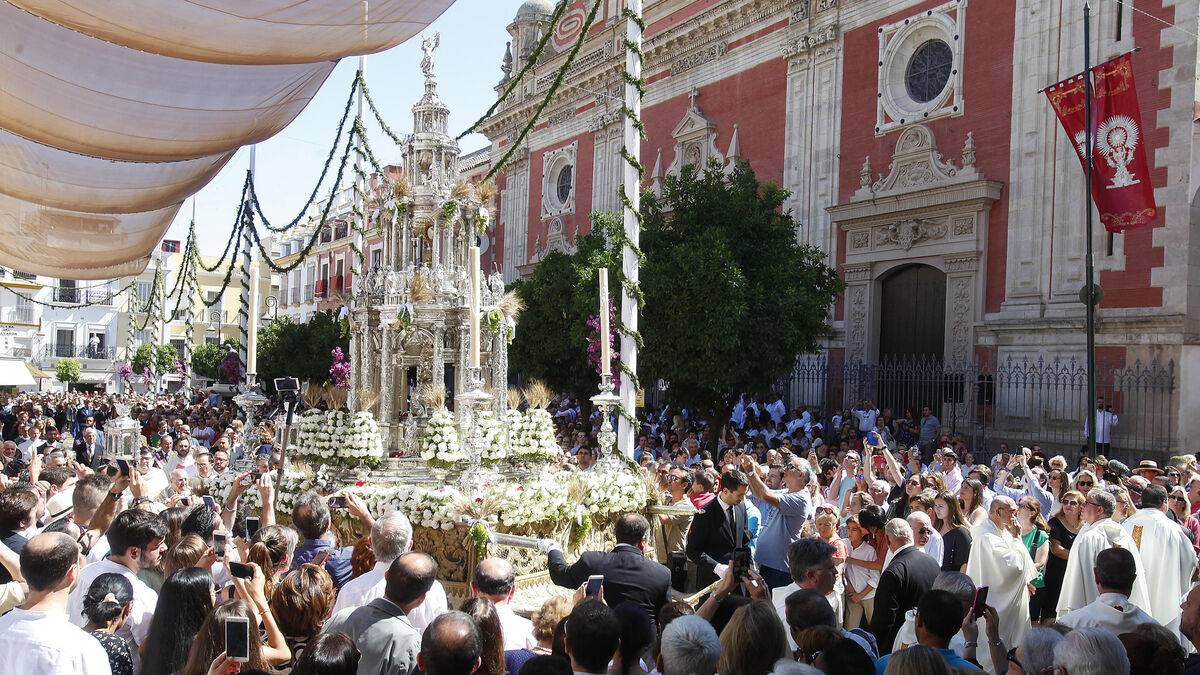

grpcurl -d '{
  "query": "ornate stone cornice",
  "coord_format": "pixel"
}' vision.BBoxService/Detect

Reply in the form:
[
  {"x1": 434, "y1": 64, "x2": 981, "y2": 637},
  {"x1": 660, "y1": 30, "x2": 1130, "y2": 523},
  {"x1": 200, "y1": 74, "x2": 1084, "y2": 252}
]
[
  {"x1": 479, "y1": 0, "x2": 793, "y2": 139},
  {"x1": 844, "y1": 263, "x2": 872, "y2": 283}
]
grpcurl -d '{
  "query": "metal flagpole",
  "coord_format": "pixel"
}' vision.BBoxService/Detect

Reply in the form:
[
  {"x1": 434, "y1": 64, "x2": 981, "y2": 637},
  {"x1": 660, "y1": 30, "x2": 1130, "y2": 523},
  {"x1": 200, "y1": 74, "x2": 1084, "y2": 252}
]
[
  {"x1": 617, "y1": 0, "x2": 643, "y2": 458},
  {"x1": 239, "y1": 146, "x2": 255, "y2": 385},
  {"x1": 1083, "y1": 2, "x2": 1098, "y2": 456}
]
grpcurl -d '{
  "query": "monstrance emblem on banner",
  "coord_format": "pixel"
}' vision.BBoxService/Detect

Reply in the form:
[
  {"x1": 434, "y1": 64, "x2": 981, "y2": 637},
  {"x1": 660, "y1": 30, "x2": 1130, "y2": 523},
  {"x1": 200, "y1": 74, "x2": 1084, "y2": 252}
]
[{"x1": 1094, "y1": 115, "x2": 1140, "y2": 189}]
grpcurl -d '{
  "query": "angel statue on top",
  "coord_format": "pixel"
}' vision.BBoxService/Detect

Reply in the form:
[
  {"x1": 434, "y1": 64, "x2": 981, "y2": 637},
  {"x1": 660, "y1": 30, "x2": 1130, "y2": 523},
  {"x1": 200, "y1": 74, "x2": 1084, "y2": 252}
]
[{"x1": 420, "y1": 33, "x2": 440, "y2": 79}]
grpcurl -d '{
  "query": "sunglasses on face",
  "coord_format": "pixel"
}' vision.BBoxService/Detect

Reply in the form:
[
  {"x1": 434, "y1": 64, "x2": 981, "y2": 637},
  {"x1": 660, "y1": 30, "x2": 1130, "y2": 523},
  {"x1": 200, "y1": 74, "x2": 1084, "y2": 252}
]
[
  {"x1": 1062, "y1": 500, "x2": 1082, "y2": 506},
  {"x1": 1170, "y1": 495, "x2": 1186, "y2": 502},
  {"x1": 1076, "y1": 481, "x2": 1094, "y2": 487}
]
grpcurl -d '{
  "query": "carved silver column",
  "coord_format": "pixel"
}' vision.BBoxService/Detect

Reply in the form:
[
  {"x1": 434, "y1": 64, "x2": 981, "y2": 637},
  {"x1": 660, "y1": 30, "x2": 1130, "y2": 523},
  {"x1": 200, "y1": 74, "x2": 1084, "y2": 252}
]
[
  {"x1": 457, "y1": 366, "x2": 493, "y2": 493},
  {"x1": 380, "y1": 318, "x2": 395, "y2": 450},
  {"x1": 432, "y1": 323, "x2": 445, "y2": 391},
  {"x1": 592, "y1": 373, "x2": 622, "y2": 471}
]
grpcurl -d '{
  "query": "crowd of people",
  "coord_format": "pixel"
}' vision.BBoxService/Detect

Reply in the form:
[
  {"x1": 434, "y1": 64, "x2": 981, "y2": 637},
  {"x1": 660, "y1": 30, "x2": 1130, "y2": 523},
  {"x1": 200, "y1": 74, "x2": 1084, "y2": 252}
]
[{"x1": 0, "y1": 388, "x2": 1197, "y2": 675}]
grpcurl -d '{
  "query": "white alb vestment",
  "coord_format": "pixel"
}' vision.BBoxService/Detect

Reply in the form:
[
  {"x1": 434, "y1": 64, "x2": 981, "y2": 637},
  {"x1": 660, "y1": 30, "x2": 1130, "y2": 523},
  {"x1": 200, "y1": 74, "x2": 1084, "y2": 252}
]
[
  {"x1": 965, "y1": 519, "x2": 1037, "y2": 647},
  {"x1": 1121, "y1": 507, "x2": 1197, "y2": 633},
  {"x1": 1059, "y1": 592, "x2": 1157, "y2": 635},
  {"x1": 1055, "y1": 518, "x2": 1151, "y2": 618}
]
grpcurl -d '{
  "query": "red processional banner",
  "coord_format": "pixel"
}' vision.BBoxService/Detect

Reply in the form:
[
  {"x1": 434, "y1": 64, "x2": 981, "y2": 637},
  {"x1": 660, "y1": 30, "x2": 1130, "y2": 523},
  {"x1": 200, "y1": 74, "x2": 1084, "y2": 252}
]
[{"x1": 1044, "y1": 52, "x2": 1159, "y2": 232}]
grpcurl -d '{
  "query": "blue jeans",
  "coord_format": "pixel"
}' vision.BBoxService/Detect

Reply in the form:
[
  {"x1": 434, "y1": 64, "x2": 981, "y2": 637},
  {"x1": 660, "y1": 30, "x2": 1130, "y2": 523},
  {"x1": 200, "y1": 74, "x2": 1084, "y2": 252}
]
[{"x1": 760, "y1": 564, "x2": 794, "y2": 589}]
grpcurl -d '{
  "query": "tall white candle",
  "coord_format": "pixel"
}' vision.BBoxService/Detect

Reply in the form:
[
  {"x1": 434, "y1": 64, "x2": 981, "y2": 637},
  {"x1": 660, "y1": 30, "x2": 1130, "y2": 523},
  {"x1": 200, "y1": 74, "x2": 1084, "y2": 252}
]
[
  {"x1": 599, "y1": 268, "x2": 610, "y2": 376},
  {"x1": 469, "y1": 246, "x2": 481, "y2": 369},
  {"x1": 247, "y1": 262, "x2": 260, "y2": 377}
]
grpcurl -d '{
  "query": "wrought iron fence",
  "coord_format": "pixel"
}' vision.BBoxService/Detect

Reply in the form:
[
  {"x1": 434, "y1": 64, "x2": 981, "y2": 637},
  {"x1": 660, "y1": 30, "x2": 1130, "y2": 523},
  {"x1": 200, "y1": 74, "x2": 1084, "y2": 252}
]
[{"x1": 777, "y1": 353, "x2": 1177, "y2": 464}]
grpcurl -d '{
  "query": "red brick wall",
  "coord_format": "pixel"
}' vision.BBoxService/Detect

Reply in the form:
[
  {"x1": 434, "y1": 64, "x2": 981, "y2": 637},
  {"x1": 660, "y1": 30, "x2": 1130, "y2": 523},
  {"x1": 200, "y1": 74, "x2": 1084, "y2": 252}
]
[
  {"x1": 526, "y1": 133, "x2": 596, "y2": 259},
  {"x1": 640, "y1": 57, "x2": 788, "y2": 188},
  {"x1": 836, "y1": 0, "x2": 1016, "y2": 315}
]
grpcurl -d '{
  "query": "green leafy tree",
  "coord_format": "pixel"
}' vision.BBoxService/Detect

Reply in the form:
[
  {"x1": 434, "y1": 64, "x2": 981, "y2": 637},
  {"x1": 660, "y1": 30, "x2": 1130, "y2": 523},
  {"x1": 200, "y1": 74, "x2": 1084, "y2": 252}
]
[
  {"x1": 55, "y1": 358, "x2": 81, "y2": 385},
  {"x1": 639, "y1": 161, "x2": 842, "y2": 423},
  {"x1": 155, "y1": 344, "x2": 178, "y2": 374},
  {"x1": 256, "y1": 311, "x2": 349, "y2": 392},
  {"x1": 191, "y1": 343, "x2": 224, "y2": 380},
  {"x1": 130, "y1": 343, "x2": 155, "y2": 375},
  {"x1": 509, "y1": 213, "x2": 620, "y2": 399}
]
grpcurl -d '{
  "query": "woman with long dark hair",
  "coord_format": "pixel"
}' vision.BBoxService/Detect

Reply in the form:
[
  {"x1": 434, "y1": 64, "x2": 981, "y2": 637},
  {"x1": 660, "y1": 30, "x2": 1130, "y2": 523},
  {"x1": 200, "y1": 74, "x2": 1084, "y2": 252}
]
[
  {"x1": 460, "y1": 597, "x2": 504, "y2": 675},
  {"x1": 82, "y1": 572, "x2": 135, "y2": 675},
  {"x1": 933, "y1": 491, "x2": 972, "y2": 573},
  {"x1": 292, "y1": 632, "x2": 360, "y2": 675},
  {"x1": 141, "y1": 568, "x2": 215, "y2": 675}
]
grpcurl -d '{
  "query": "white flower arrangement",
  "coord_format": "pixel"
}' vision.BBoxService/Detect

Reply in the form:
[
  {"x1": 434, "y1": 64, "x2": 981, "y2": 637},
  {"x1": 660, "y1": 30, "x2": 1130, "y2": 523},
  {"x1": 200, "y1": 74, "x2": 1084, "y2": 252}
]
[
  {"x1": 295, "y1": 409, "x2": 384, "y2": 467},
  {"x1": 420, "y1": 407, "x2": 464, "y2": 467},
  {"x1": 511, "y1": 408, "x2": 558, "y2": 461},
  {"x1": 478, "y1": 411, "x2": 506, "y2": 463},
  {"x1": 350, "y1": 482, "x2": 463, "y2": 530}
]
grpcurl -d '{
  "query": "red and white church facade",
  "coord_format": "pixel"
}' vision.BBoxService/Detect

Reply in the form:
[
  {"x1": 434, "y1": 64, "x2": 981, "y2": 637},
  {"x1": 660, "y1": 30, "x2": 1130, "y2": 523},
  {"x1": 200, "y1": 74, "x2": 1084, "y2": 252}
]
[{"x1": 473, "y1": 0, "x2": 1200, "y2": 446}]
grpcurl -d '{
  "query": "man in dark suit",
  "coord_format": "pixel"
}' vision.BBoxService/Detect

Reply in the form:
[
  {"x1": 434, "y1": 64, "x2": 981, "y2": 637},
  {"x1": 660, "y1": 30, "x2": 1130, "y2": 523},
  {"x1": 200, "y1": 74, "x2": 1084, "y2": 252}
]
[
  {"x1": 540, "y1": 513, "x2": 672, "y2": 621},
  {"x1": 870, "y1": 517, "x2": 941, "y2": 654},
  {"x1": 685, "y1": 469, "x2": 752, "y2": 589},
  {"x1": 73, "y1": 427, "x2": 105, "y2": 470}
]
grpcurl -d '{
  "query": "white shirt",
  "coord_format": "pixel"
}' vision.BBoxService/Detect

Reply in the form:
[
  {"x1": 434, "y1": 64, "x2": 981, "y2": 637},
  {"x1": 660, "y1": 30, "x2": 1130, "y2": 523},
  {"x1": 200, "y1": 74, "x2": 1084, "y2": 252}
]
[
  {"x1": 164, "y1": 453, "x2": 197, "y2": 478},
  {"x1": 773, "y1": 581, "x2": 841, "y2": 650},
  {"x1": 0, "y1": 607, "x2": 113, "y2": 675},
  {"x1": 68, "y1": 559, "x2": 158, "y2": 649},
  {"x1": 1059, "y1": 592, "x2": 1157, "y2": 636},
  {"x1": 137, "y1": 467, "x2": 168, "y2": 499},
  {"x1": 853, "y1": 408, "x2": 880, "y2": 433},
  {"x1": 328, "y1": 560, "x2": 449, "y2": 633},
  {"x1": 496, "y1": 602, "x2": 537, "y2": 651},
  {"x1": 1086, "y1": 409, "x2": 1119, "y2": 444},
  {"x1": 18, "y1": 438, "x2": 44, "y2": 461},
  {"x1": 843, "y1": 539, "x2": 879, "y2": 599}
]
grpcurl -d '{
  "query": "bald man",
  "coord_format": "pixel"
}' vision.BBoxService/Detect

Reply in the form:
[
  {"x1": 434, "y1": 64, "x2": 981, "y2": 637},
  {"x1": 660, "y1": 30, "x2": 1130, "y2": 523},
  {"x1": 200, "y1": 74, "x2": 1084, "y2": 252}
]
[
  {"x1": 965, "y1": 496, "x2": 1037, "y2": 648},
  {"x1": 472, "y1": 557, "x2": 535, "y2": 650},
  {"x1": 322, "y1": 552, "x2": 435, "y2": 675},
  {"x1": 908, "y1": 511, "x2": 943, "y2": 567}
]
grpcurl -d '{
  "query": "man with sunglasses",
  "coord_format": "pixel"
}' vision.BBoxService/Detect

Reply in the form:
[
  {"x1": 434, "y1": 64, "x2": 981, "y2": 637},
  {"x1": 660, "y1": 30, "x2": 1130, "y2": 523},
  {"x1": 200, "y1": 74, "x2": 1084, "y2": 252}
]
[
  {"x1": 656, "y1": 467, "x2": 696, "y2": 590},
  {"x1": 740, "y1": 454, "x2": 814, "y2": 589},
  {"x1": 1056, "y1": 489, "x2": 1150, "y2": 620},
  {"x1": 1120, "y1": 484, "x2": 1196, "y2": 639}
]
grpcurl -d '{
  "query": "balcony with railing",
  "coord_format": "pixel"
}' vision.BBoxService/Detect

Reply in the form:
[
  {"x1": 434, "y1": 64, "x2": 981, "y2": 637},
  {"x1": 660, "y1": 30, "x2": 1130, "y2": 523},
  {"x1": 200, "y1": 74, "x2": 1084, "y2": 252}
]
[
  {"x1": 331, "y1": 275, "x2": 344, "y2": 294},
  {"x1": 315, "y1": 279, "x2": 327, "y2": 298},
  {"x1": 41, "y1": 344, "x2": 117, "y2": 362},
  {"x1": 319, "y1": 227, "x2": 333, "y2": 244},
  {"x1": 334, "y1": 221, "x2": 349, "y2": 240},
  {"x1": 1, "y1": 306, "x2": 34, "y2": 324},
  {"x1": 54, "y1": 287, "x2": 80, "y2": 303}
]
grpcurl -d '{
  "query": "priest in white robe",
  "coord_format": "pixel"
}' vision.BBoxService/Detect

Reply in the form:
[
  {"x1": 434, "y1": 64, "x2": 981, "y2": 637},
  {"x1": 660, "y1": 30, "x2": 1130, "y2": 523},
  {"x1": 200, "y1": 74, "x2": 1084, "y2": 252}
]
[
  {"x1": 1059, "y1": 547, "x2": 1157, "y2": 635},
  {"x1": 966, "y1": 496, "x2": 1038, "y2": 648},
  {"x1": 1056, "y1": 489, "x2": 1151, "y2": 618},
  {"x1": 1121, "y1": 484, "x2": 1197, "y2": 638}
]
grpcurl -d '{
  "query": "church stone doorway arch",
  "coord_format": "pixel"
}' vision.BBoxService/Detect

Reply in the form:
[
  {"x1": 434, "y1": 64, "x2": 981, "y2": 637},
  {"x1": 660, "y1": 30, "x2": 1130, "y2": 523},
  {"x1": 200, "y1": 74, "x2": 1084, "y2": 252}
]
[{"x1": 879, "y1": 263, "x2": 946, "y2": 360}]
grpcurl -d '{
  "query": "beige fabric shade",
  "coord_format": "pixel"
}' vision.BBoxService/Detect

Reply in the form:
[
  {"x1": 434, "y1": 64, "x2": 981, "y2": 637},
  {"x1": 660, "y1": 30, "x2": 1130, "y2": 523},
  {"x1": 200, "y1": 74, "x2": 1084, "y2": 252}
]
[
  {"x1": 0, "y1": 129, "x2": 234, "y2": 213},
  {"x1": 0, "y1": 3, "x2": 337, "y2": 162},
  {"x1": 0, "y1": 0, "x2": 455, "y2": 279},
  {"x1": 9, "y1": 0, "x2": 456, "y2": 66}
]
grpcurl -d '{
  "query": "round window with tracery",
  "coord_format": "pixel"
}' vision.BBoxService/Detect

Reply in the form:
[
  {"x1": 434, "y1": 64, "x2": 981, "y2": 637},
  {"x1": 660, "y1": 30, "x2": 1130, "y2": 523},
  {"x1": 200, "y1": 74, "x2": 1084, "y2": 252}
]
[
  {"x1": 905, "y1": 39, "x2": 953, "y2": 104},
  {"x1": 556, "y1": 165, "x2": 573, "y2": 204}
]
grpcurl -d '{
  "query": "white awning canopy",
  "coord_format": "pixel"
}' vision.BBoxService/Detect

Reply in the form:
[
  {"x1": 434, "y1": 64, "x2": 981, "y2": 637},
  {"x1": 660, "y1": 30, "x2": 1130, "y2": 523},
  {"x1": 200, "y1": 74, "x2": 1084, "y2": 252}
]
[
  {"x1": 0, "y1": 0, "x2": 456, "y2": 279},
  {"x1": 0, "y1": 359, "x2": 35, "y2": 386}
]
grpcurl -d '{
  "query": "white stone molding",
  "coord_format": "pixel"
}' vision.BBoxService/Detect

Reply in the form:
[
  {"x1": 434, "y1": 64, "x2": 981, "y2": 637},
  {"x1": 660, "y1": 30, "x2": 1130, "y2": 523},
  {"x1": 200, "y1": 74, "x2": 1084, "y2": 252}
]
[
  {"x1": 500, "y1": 164, "x2": 529, "y2": 282},
  {"x1": 781, "y1": 24, "x2": 839, "y2": 57},
  {"x1": 666, "y1": 90, "x2": 725, "y2": 178},
  {"x1": 830, "y1": 125, "x2": 996, "y2": 365},
  {"x1": 541, "y1": 141, "x2": 577, "y2": 219},
  {"x1": 875, "y1": 0, "x2": 966, "y2": 135}
]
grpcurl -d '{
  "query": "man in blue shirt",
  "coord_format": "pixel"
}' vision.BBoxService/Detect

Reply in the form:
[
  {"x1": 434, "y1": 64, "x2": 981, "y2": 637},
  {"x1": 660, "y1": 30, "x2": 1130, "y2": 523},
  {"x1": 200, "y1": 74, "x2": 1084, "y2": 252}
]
[
  {"x1": 874, "y1": 589, "x2": 981, "y2": 673},
  {"x1": 739, "y1": 454, "x2": 813, "y2": 589},
  {"x1": 291, "y1": 490, "x2": 375, "y2": 588}
]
